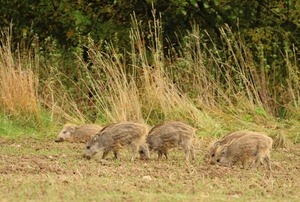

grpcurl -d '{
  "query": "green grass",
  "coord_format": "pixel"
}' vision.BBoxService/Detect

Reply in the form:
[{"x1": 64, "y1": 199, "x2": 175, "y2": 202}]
[
  {"x1": 0, "y1": 111, "x2": 58, "y2": 140},
  {"x1": 0, "y1": 114, "x2": 37, "y2": 139}
]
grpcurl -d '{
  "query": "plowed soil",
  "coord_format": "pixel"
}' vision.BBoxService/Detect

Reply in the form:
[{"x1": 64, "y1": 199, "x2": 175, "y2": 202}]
[{"x1": 0, "y1": 137, "x2": 300, "y2": 201}]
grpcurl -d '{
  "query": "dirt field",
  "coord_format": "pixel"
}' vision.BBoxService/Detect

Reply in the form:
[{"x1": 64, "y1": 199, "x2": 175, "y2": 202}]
[{"x1": 0, "y1": 137, "x2": 300, "y2": 201}]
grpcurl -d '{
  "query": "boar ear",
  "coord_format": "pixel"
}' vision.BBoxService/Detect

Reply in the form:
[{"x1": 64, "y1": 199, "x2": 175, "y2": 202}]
[
  {"x1": 91, "y1": 135, "x2": 99, "y2": 142},
  {"x1": 221, "y1": 146, "x2": 227, "y2": 155},
  {"x1": 214, "y1": 141, "x2": 220, "y2": 148},
  {"x1": 69, "y1": 125, "x2": 77, "y2": 132}
]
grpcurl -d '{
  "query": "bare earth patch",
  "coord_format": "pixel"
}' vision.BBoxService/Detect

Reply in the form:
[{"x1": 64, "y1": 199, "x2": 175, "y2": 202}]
[{"x1": 0, "y1": 137, "x2": 299, "y2": 201}]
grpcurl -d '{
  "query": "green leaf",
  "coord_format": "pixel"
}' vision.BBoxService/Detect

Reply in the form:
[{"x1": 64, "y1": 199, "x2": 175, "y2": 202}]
[
  {"x1": 243, "y1": 114, "x2": 253, "y2": 122},
  {"x1": 255, "y1": 107, "x2": 267, "y2": 116}
]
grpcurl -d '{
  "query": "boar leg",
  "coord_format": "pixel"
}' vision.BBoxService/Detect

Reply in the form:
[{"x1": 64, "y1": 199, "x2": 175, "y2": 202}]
[
  {"x1": 130, "y1": 145, "x2": 138, "y2": 161},
  {"x1": 113, "y1": 144, "x2": 122, "y2": 159},
  {"x1": 253, "y1": 153, "x2": 265, "y2": 170},
  {"x1": 264, "y1": 155, "x2": 272, "y2": 171},
  {"x1": 113, "y1": 150, "x2": 119, "y2": 159},
  {"x1": 157, "y1": 148, "x2": 168, "y2": 160},
  {"x1": 184, "y1": 144, "x2": 195, "y2": 161},
  {"x1": 102, "y1": 148, "x2": 110, "y2": 159},
  {"x1": 183, "y1": 144, "x2": 195, "y2": 161},
  {"x1": 163, "y1": 151, "x2": 168, "y2": 159},
  {"x1": 242, "y1": 155, "x2": 254, "y2": 169},
  {"x1": 157, "y1": 150, "x2": 163, "y2": 159},
  {"x1": 228, "y1": 157, "x2": 238, "y2": 168},
  {"x1": 184, "y1": 148, "x2": 190, "y2": 161},
  {"x1": 162, "y1": 147, "x2": 168, "y2": 159},
  {"x1": 242, "y1": 160, "x2": 251, "y2": 169},
  {"x1": 190, "y1": 145, "x2": 195, "y2": 160}
]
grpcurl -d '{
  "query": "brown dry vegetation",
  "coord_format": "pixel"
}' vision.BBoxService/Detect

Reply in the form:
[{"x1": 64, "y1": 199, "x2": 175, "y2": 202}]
[{"x1": 0, "y1": 137, "x2": 300, "y2": 201}]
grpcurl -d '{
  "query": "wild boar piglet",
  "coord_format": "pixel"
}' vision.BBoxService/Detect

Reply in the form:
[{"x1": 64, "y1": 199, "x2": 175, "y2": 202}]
[
  {"x1": 55, "y1": 124, "x2": 102, "y2": 143},
  {"x1": 212, "y1": 132, "x2": 273, "y2": 170},
  {"x1": 209, "y1": 131, "x2": 260, "y2": 164},
  {"x1": 146, "y1": 121, "x2": 196, "y2": 161},
  {"x1": 84, "y1": 122, "x2": 149, "y2": 161}
]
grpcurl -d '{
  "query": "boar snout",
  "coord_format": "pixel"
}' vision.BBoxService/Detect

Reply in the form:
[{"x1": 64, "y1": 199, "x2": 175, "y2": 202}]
[
  {"x1": 55, "y1": 138, "x2": 64, "y2": 142},
  {"x1": 139, "y1": 152, "x2": 150, "y2": 160},
  {"x1": 85, "y1": 155, "x2": 92, "y2": 160},
  {"x1": 139, "y1": 148, "x2": 150, "y2": 160}
]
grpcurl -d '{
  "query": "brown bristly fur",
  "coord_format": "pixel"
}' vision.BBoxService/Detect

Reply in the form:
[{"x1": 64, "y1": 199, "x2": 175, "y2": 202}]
[
  {"x1": 85, "y1": 122, "x2": 149, "y2": 161},
  {"x1": 55, "y1": 124, "x2": 102, "y2": 143},
  {"x1": 213, "y1": 132, "x2": 273, "y2": 170},
  {"x1": 147, "y1": 121, "x2": 196, "y2": 161},
  {"x1": 209, "y1": 131, "x2": 266, "y2": 164}
]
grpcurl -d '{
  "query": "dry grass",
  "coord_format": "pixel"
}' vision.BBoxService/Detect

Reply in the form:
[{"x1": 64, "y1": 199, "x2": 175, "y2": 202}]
[{"x1": 0, "y1": 27, "x2": 40, "y2": 121}]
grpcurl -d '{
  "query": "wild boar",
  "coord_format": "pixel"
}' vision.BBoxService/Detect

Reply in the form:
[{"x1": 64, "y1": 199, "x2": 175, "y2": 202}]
[
  {"x1": 146, "y1": 121, "x2": 196, "y2": 161},
  {"x1": 138, "y1": 141, "x2": 150, "y2": 160},
  {"x1": 212, "y1": 132, "x2": 273, "y2": 170},
  {"x1": 55, "y1": 124, "x2": 102, "y2": 143},
  {"x1": 84, "y1": 122, "x2": 149, "y2": 161},
  {"x1": 209, "y1": 131, "x2": 256, "y2": 164}
]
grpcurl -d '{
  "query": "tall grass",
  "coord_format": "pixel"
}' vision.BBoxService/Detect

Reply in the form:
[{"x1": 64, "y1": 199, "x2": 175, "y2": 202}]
[
  {"x1": 78, "y1": 11, "x2": 219, "y2": 135},
  {"x1": 0, "y1": 27, "x2": 40, "y2": 124},
  {"x1": 40, "y1": 11, "x2": 299, "y2": 140},
  {"x1": 1, "y1": 11, "x2": 299, "y2": 142}
]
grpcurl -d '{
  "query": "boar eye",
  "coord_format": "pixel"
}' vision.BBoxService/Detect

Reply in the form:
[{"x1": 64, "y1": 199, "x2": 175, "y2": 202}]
[
  {"x1": 211, "y1": 153, "x2": 215, "y2": 157},
  {"x1": 63, "y1": 131, "x2": 67, "y2": 134},
  {"x1": 86, "y1": 146, "x2": 90, "y2": 150}
]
